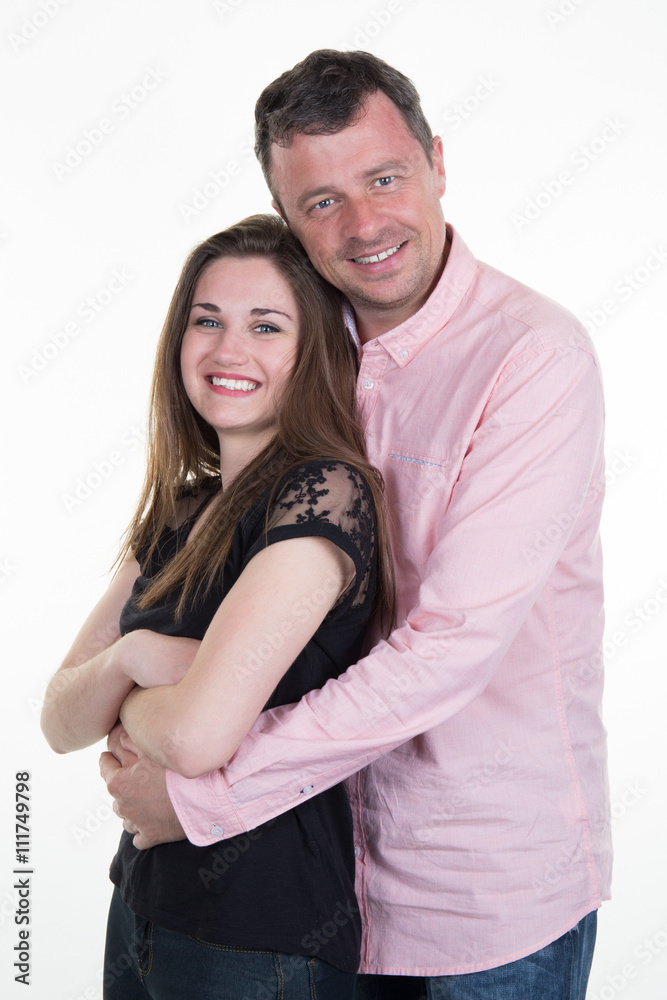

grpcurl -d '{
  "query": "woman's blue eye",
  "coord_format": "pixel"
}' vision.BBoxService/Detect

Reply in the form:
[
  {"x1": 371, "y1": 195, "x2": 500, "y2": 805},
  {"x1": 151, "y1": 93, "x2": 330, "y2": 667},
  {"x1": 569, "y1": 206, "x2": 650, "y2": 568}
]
[
  {"x1": 254, "y1": 323, "x2": 280, "y2": 334},
  {"x1": 196, "y1": 317, "x2": 220, "y2": 328}
]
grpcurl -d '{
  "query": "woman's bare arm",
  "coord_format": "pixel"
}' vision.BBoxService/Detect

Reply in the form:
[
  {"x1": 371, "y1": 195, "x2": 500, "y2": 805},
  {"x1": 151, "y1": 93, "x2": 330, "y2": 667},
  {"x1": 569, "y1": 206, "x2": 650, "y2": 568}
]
[
  {"x1": 40, "y1": 558, "x2": 199, "y2": 753},
  {"x1": 119, "y1": 535, "x2": 354, "y2": 778}
]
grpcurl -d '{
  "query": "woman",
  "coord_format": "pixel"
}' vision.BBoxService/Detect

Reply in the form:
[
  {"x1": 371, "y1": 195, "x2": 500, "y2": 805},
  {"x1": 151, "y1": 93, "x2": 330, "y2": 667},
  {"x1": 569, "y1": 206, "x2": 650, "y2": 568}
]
[{"x1": 40, "y1": 215, "x2": 394, "y2": 999}]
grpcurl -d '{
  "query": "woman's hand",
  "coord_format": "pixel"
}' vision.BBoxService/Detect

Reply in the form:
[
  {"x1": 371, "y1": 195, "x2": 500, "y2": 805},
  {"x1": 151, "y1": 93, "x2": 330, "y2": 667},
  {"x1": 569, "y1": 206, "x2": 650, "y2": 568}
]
[{"x1": 117, "y1": 630, "x2": 201, "y2": 689}]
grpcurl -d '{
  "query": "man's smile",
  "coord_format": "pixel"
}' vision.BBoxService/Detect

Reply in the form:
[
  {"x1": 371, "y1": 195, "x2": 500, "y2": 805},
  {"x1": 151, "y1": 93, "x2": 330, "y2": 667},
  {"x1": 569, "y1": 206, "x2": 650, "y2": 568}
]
[{"x1": 350, "y1": 241, "x2": 406, "y2": 264}]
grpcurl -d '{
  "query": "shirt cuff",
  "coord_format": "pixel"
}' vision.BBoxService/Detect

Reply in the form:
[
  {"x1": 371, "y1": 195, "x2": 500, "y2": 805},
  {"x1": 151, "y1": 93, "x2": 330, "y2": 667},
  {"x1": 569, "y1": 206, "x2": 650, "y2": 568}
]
[{"x1": 166, "y1": 767, "x2": 246, "y2": 846}]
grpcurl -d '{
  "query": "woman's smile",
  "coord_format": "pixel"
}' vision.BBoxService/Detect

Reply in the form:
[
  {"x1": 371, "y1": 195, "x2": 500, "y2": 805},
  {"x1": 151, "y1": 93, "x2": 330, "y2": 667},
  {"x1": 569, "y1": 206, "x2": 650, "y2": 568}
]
[{"x1": 180, "y1": 255, "x2": 300, "y2": 459}]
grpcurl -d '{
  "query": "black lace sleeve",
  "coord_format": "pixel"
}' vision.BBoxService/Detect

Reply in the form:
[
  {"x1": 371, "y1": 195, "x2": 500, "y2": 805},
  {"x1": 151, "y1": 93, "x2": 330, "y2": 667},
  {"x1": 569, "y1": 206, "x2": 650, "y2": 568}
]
[{"x1": 245, "y1": 460, "x2": 377, "y2": 617}]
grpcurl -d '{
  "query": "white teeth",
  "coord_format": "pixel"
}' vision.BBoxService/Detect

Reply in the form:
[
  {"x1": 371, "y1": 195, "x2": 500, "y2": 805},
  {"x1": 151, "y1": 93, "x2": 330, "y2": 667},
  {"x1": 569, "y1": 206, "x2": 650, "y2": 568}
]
[
  {"x1": 211, "y1": 377, "x2": 258, "y2": 391},
  {"x1": 353, "y1": 242, "x2": 404, "y2": 264}
]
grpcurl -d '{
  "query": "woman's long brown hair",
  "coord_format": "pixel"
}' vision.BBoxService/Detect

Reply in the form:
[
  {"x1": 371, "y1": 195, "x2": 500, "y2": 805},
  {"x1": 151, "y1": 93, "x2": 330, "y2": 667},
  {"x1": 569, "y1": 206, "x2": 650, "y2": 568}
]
[{"x1": 117, "y1": 214, "x2": 395, "y2": 628}]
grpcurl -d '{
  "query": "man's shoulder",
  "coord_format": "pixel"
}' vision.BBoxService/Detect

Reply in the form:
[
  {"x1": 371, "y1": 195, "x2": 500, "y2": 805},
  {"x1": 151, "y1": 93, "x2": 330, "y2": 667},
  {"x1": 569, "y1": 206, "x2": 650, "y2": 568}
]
[{"x1": 465, "y1": 259, "x2": 593, "y2": 358}]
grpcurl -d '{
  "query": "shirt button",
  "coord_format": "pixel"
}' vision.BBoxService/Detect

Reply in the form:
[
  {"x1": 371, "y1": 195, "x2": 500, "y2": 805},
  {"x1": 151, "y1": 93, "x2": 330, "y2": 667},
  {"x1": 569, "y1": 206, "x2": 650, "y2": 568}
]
[
  {"x1": 354, "y1": 846, "x2": 361, "y2": 857},
  {"x1": 301, "y1": 785, "x2": 314, "y2": 795},
  {"x1": 210, "y1": 824, "x2": 223, "y2": 837},
  {"x1": 399, "y1": 349, "x2": 409, "y2": 359},
  {"x1": 363, "y1": 379, "x2": 375, "y2": 390}
]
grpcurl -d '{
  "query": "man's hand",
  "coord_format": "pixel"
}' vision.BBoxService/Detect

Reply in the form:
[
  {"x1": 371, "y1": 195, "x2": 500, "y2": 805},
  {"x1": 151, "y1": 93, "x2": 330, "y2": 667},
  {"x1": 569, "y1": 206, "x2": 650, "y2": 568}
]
[{"x1": 100, "y1": 723, "x2": 187, "y2": 849}]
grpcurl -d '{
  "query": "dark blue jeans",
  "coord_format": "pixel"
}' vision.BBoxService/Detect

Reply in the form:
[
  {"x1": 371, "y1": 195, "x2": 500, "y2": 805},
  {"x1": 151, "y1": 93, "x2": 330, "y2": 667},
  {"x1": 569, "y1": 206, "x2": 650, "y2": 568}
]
[
  {"x1": 355, "y1": 910, "x2": 597, "y2": 1000},
  {"x1": 103, "y1": 887, "x2": 357, "y2": 999}
]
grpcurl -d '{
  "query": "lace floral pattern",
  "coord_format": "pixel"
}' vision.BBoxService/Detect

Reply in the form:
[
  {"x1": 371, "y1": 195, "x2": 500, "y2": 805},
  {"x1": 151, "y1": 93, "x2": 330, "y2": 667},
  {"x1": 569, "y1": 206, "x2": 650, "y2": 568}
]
[{"x1": 266, "y1": 461, "x2": 377, "y2": 609}]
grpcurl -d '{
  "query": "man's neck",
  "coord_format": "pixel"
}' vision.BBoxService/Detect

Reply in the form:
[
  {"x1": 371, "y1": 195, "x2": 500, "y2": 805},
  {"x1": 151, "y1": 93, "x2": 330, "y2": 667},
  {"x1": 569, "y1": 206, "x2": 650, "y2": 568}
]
[{"x1": 354, "y1": 236, "x2": 451, "y2": 345}]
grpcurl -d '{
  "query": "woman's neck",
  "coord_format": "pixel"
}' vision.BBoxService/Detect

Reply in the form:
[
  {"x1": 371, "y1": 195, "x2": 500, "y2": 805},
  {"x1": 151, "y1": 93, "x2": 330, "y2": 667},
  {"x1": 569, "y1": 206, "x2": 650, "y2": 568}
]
[{"x1": 216, "y1": 430, "x2": 275, "y2": 486}]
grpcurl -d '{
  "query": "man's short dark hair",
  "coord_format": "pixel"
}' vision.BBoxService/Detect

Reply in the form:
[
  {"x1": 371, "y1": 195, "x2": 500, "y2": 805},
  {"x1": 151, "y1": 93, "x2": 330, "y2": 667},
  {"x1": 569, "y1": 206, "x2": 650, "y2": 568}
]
[{"x1": 254, "y1": 49, "x2": 434, "y2": 202}]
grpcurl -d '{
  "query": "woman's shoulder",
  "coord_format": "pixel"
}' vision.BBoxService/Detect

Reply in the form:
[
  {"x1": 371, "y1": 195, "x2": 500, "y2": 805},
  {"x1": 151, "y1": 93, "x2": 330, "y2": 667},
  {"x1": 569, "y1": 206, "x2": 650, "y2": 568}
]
[
  {"x1": 262, "y1": 459, "x2": 376, "y2": 545},
  {"x1": 272, "y1": 459, "x2": 373, "y2": 512},
  {"x1": 171, "y1": 476, "x2": 221, "y2": 528}
]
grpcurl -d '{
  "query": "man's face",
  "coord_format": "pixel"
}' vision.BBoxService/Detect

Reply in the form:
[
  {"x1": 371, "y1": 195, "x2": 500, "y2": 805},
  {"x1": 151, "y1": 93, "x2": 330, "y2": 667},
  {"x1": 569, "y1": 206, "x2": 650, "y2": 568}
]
[{"x1": 269, "y1": 90, "x2": 447, "y2": 339}]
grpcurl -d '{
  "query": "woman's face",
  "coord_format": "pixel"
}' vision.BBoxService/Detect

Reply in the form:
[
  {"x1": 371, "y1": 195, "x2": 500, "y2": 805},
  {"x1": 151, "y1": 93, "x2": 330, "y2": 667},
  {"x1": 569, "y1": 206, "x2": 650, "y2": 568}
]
[{"x1": 180, "y1": 255, "x2": 300, "y2": 453}]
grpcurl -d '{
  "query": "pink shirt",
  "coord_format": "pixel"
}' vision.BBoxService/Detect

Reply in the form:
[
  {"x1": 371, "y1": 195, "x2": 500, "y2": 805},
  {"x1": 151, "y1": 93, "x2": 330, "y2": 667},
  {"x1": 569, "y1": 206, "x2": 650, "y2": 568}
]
[{"x1": 167, "y1": 226, "x2": 612, "y2": 976}]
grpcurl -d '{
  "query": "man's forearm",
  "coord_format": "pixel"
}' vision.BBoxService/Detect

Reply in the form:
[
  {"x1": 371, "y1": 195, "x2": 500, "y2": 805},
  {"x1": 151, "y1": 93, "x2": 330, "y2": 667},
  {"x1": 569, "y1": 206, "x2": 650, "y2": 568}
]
[
  {"x1": 119, "y1": 683, "x2": 194, "y2": 775},
  {"x1": 167, "y1": 345, "x2": 605, "y2": 846}
]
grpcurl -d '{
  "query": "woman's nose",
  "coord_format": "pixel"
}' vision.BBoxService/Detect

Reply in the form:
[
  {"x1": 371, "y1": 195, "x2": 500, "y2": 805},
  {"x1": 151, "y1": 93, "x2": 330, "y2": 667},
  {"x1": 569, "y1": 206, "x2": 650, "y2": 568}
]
[{"x1": 208, "y1": 327, "x2": 250, "y2": 365}]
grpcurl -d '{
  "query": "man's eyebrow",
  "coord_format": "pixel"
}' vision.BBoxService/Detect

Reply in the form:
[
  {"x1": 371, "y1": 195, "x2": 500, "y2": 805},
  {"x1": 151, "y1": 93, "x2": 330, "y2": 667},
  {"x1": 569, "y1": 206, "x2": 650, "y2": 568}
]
[
  {"x1": 296, "y1": 186, "x2": 335, "y2": 211},
  {"x1": 361, "y1": 160, "x2": 407, "y2": 178},
  {"x1": 296, "y1": 162, "x2": 409, "y2": 210}
]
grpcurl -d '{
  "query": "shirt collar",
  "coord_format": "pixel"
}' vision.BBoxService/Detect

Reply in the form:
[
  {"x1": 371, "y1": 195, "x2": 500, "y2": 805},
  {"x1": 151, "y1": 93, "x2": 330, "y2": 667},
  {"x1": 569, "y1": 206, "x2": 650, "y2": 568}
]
[
  {"x1": 344, "y1": 225, "x2": 478, "y2": 368},
  {"x1": 343, "y1": 299, "x2": 361, "y2": 355}
]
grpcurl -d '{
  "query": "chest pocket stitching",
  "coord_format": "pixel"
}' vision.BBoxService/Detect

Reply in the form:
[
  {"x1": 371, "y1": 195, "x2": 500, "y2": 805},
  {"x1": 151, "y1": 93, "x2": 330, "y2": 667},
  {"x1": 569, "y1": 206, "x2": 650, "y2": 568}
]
[{"x1": 388, "y1": 452, "x2": 447, "y2": 469}]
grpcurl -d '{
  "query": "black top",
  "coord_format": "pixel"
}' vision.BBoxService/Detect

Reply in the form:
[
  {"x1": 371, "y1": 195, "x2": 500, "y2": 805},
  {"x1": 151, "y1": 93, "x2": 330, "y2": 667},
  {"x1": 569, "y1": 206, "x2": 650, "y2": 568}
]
[{"x1": 109, "y1": 459, "x2": 378, "y2": 973}]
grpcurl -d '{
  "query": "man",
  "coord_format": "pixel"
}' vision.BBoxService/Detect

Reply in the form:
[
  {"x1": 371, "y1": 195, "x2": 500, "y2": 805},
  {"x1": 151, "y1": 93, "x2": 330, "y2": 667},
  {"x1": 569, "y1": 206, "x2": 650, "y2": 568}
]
[{"x1": 102, "y1": 50, "x2": 611, "y2": 998}]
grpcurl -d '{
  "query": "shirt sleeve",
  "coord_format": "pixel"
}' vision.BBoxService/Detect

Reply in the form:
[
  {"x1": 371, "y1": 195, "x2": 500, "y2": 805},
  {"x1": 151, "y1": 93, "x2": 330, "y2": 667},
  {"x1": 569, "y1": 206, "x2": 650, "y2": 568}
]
[{"x1": 166, "y1": 345, "x2": 605, "y2": 846}]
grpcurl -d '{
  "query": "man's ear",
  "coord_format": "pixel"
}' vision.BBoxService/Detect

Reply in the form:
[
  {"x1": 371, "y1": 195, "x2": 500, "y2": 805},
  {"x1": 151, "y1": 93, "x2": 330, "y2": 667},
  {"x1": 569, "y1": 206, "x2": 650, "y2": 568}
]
[
  {"x1": 271, "y1": 199, "x2": 289, "y2": 225},
  {"x1": 431, "y1": 136, "x2": 447, "y2": 199}
]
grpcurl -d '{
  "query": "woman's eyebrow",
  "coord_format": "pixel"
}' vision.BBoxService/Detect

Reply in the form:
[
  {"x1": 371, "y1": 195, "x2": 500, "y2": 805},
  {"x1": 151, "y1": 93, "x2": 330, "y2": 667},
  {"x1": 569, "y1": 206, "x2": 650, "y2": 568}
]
[
  {"x1": 250, "y1": 307, "x2": 293, "y2": 320},
  {"x1": 190, "y1": 301, "x2": 220, "y2": 312},
  {"x1": 189, "y1": 303, "x2": 294, "y2": 320}
]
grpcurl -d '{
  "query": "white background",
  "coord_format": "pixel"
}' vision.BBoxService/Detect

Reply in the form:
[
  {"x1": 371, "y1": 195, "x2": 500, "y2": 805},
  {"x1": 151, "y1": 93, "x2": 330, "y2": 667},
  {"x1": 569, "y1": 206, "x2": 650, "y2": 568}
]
[{"x1": 1, "y1": 0, "x2": 666, "y2": 997}]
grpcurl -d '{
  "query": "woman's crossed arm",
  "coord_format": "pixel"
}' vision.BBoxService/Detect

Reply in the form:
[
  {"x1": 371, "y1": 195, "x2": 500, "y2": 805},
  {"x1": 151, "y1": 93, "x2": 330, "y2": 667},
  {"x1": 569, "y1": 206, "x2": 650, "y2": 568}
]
[{"x1": 119, "y1": 535, "x2": 353, "y2": 778}]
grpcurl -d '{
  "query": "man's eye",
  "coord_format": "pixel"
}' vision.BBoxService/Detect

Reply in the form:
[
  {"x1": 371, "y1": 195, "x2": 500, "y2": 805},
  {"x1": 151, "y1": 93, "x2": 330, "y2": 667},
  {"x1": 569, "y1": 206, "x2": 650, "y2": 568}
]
[
  {"x1": 313, "y1": 197, "x2": 334, "y2": 210},
  {"x1": 254, "y1": 323, "x2": 280, "y2": 334},
  {"x1": 374, "y1": 176, "x2": 395, "y2": 187}
]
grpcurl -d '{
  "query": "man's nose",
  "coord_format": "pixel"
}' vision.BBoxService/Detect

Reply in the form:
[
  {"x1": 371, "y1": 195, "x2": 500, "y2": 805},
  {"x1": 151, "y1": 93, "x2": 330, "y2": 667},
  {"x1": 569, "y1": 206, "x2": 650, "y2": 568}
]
[{"x1": 341, "y1": 195, "x2": 384, "y2": 241}]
